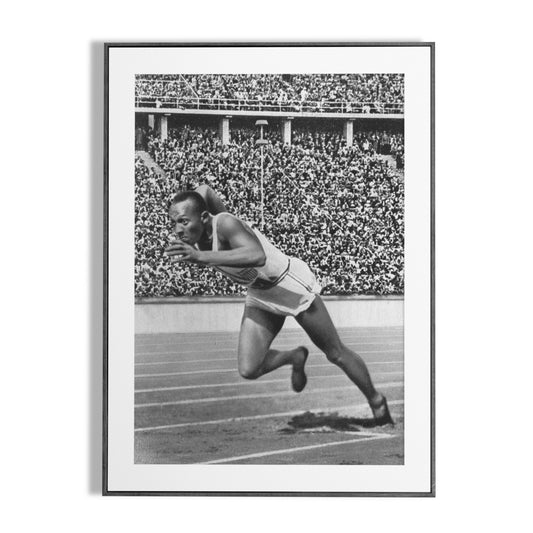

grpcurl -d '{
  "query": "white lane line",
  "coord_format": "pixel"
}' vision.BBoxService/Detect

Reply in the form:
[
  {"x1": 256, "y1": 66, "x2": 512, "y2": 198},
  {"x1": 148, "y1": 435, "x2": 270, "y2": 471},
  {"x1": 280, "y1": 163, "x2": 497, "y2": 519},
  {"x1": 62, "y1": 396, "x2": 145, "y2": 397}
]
[
  {"x1": 135, "y1": 371, "x2": 403, "y2": 393},
  {"x1": 135, "y1": 381, "x2": 403, "y2": 408},
  {"x1": 137, "y1": 368, "x2": 235, "y2": 377},
  {"x1": 135, "y1": 360, "x2": 402, "y2": 378},
  {"x1": 135, "y1": 399, "x2": 404, "y2": 432},
  {"x1": 137, "y1": 342, "x2": 404, "y2": 357},
  {"x1": 136, "y1": 333, "x2": 404, "y2": 349},
  {"x1": 201, "y1": 432, "x2": 398, "y2": 464},
  {"x1": 135, "y1": 349, "x2": 403, "y2": 366},
  {"x1": 136, "y1": 357, "x2": 236, "y2": 366}
]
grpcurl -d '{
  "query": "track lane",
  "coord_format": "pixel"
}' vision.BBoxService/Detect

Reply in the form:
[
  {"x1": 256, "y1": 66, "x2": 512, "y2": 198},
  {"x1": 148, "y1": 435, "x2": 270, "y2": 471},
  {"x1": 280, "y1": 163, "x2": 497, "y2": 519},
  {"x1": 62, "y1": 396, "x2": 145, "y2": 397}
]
[{"x1": 134, "y1": 327, "x2": 404, "y2": 464}]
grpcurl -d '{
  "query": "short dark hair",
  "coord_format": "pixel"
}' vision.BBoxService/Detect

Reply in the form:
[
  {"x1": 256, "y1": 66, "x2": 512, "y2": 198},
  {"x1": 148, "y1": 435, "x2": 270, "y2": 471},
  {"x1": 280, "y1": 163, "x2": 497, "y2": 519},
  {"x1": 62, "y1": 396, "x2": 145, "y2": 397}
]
[{"x1": 169, "y1": 190, "x2": 208, "y2": 214}]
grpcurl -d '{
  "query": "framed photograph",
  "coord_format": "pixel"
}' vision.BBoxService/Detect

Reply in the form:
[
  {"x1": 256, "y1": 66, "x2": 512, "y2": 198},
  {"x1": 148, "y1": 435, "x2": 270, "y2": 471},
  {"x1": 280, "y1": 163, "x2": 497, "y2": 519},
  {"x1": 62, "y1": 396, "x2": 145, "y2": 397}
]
[{"x1": 104, "y1": 42, "x2": 434, "y2": 496}]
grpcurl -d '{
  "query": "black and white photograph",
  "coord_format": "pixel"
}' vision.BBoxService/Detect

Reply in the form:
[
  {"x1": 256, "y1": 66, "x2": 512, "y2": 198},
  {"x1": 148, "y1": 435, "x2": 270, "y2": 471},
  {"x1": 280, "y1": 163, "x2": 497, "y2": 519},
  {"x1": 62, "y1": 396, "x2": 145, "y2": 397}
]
[
  {"x1": 133, "y1": 73, "x2": 406, "y2": 465},
  {"x1": 105, "y1": 43, "x2": 433, "y2": 495}
]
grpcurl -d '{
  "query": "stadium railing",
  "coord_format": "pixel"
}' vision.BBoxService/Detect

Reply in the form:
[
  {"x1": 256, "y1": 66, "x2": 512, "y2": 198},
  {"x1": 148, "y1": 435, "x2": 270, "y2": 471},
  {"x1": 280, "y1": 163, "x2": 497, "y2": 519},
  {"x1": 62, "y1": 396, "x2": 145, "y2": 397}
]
[{"x1": 135, "y1": 96, "x2": 404, "y2": 114}]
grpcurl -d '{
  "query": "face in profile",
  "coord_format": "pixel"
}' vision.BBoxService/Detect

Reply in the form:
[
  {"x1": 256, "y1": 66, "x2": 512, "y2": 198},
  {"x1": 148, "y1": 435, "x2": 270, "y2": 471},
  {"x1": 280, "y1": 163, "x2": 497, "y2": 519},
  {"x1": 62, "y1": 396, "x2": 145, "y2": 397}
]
[{"x1": 169, "y1": 199, "x2": 207, "y2": 245}]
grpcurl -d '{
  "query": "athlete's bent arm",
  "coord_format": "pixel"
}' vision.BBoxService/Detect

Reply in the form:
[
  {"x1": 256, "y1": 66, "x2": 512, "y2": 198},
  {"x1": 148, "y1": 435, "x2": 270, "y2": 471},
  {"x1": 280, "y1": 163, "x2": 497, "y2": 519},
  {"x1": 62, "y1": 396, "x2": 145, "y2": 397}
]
[
  {"x1": 195, "y1": 184, "x2": 228, "y2": 215},
  {"x1": 166, "y1": 215, "x2": 266, "y2": 267}
]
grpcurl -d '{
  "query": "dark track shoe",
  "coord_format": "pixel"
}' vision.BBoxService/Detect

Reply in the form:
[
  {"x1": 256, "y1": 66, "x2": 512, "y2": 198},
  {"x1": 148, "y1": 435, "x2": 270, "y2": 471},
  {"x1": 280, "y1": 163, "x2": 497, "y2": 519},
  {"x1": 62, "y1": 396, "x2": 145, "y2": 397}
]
[
  {"x1": 291, "y1": 346, "x2": 309, "y2": 393},
  {"x1": 372, "y1": 396, "x2": 395, "y2": 426}
]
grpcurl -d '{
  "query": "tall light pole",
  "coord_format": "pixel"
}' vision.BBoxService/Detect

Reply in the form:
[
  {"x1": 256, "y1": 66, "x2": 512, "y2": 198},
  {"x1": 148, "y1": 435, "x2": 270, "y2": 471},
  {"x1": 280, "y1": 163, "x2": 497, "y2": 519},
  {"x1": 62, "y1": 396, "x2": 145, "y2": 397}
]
[{"x1": 255, "y1": 119, "x2": 269, "y2": 231}]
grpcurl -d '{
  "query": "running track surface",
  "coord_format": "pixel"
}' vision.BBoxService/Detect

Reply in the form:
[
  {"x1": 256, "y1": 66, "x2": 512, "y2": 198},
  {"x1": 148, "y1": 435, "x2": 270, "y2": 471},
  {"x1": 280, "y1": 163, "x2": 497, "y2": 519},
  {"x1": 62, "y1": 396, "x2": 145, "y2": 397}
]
[{"x1": 135, "y1": 326, "x2": 404, "y2": 465}]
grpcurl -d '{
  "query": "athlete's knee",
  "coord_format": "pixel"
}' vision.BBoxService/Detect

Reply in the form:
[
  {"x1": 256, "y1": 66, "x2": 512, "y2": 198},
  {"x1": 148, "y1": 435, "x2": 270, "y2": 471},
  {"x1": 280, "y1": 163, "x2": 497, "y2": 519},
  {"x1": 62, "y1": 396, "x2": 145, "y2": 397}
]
[
  {"x1": 325, "y1": 343, "x2": 346, "y2": 366},
  {"x1": 238, "y1": 362, "x2": 260, "y2": 380}
]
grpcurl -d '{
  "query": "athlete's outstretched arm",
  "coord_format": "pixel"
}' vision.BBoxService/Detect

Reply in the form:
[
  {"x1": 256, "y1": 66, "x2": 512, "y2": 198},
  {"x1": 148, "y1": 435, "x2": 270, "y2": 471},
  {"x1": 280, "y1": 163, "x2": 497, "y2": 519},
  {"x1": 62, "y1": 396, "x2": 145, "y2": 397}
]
[
  {"x1": 165, "y1": 214, "x2": 266, "y2": 267},
  {"x1": 195, "y1": 184, "x2": 228, "y2": 214}
]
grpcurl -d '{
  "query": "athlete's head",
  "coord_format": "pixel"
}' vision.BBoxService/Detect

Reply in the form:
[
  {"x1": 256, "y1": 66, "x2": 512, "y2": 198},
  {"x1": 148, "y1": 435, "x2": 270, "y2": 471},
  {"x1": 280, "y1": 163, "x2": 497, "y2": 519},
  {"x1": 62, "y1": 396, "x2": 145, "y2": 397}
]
[{"x1": 168, "y1": 190, "x2": 209, "y2": 245}]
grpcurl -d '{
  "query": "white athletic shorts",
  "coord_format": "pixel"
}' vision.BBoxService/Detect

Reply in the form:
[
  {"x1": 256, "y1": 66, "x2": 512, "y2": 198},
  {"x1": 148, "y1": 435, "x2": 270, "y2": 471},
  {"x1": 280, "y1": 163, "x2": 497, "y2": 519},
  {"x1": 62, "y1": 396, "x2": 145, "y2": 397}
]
[{"x1": 245, "y1": 257, "x2": 322, "y2": 317}]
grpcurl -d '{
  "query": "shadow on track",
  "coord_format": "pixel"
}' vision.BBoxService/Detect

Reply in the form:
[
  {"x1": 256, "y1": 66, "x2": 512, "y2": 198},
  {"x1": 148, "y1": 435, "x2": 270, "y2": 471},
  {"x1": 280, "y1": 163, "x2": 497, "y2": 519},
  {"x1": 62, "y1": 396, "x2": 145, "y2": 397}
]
[{"x1": 279, "y1": 411, "x2": 381, "y2": 433}]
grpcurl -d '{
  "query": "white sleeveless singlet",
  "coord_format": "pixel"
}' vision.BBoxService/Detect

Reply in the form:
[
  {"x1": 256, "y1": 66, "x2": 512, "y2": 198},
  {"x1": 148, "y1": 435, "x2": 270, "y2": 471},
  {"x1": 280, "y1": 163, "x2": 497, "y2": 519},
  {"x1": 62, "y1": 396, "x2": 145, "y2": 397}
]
[{"x1": 210, "y1": 213, "x2": 290, "y2": 289}]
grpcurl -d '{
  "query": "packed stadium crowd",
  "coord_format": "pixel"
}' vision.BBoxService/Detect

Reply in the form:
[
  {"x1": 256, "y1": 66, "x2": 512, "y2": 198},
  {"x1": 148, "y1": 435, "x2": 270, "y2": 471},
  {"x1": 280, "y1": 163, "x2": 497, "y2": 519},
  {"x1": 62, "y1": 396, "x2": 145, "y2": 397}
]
[
  {"x1": 135, "y1": 74, "x2": 404, "y2": 113},
  {"x1": 135, "y1": 123, "x2": 404, "y2": 298}
]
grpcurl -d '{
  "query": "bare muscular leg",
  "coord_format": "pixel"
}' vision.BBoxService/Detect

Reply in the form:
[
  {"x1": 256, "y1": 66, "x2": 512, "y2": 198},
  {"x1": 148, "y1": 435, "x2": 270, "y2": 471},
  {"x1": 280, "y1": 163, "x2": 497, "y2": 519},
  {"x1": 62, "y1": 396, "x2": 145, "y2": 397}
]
[
  {"x1": 296, "y1": 296, "x2": 393, "y2": 424},
  {"x1": 238, "y1": 305, "x2": 308, "y2": 392}
]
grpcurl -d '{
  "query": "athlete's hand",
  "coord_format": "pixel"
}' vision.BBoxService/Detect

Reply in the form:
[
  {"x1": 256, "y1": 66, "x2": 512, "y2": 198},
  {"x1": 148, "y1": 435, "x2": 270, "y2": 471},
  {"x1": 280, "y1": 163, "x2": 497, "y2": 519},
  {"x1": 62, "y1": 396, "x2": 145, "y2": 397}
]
[{"x1": 164, "y1": 241, "x2": 201, "y2": 263}]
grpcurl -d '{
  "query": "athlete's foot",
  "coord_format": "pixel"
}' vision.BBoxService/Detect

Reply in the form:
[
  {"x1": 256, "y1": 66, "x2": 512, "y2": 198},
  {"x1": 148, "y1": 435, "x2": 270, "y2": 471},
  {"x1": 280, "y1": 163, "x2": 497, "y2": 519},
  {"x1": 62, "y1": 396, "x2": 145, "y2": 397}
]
[
  {"x1": 370, "y1": 394, "x2": 395, "y2": 426},
  {"x1": 291, "y1": 346, "x2": 308, "y2": 393}
]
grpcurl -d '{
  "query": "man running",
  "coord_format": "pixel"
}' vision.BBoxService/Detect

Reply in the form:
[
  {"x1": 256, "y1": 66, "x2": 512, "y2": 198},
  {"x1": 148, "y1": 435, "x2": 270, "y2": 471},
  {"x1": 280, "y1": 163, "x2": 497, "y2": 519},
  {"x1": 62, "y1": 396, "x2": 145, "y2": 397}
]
[{"x1": 164, "y1": 185, "x2": 393, "y2": 425}]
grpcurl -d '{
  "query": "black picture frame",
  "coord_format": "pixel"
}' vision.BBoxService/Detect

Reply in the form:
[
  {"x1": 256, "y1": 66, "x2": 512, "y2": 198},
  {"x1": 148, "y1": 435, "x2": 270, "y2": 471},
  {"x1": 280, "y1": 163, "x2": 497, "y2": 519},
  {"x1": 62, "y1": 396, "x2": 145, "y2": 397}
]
[{"x1": 103, "y1": 42, "x2": 435, "y2": 496}]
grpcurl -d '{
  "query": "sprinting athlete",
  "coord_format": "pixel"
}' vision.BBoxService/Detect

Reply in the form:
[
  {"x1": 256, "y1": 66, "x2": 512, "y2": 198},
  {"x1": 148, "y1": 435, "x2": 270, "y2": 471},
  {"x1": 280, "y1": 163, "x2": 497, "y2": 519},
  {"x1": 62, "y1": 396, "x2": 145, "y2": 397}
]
[{"x1": 164, "y1": 184, "x2": 394, "y2": 425}]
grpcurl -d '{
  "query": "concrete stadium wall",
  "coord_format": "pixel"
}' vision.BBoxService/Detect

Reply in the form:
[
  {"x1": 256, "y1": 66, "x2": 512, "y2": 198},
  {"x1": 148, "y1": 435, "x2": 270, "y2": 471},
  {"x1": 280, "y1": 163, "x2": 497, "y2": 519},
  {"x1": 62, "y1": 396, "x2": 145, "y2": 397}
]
[
  {"x1": 135, "y1": 295, "x2": 403, "y2": 334},
  {"x1": 136, "y1": 107, "x2": 404, "y2": 120}
]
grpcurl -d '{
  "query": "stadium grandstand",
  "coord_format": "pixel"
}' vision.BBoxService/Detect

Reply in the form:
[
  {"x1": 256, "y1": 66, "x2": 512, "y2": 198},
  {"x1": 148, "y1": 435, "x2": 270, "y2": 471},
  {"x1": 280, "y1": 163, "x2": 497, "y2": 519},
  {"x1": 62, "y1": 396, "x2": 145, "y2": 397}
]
[
  {"x1": 134, "y1": 74, "x2": 404, "y2": 299},
  {"x1": 135, "y1": 73, "x2": 404, "y2": 114}
]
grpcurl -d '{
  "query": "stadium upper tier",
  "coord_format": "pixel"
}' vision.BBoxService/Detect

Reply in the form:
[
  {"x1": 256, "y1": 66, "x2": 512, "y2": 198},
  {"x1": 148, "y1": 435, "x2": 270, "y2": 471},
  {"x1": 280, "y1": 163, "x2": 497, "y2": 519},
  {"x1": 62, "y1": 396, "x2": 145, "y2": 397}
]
[{"x1": 135, "y1": 74, "x2": 404, "y2": 114}]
